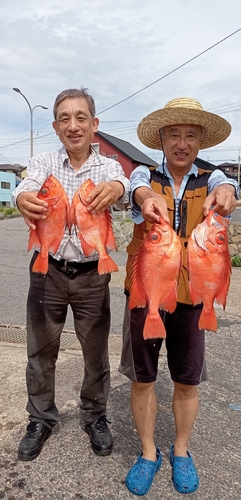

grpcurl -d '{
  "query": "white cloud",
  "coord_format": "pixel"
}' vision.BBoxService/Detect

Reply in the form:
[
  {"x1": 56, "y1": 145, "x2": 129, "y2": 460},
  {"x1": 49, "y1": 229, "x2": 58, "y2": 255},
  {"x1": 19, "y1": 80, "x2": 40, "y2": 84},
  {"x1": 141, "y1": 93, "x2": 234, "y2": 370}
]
[{"x1": 0, "y1": 0, "x2": 241, "y2": 166}]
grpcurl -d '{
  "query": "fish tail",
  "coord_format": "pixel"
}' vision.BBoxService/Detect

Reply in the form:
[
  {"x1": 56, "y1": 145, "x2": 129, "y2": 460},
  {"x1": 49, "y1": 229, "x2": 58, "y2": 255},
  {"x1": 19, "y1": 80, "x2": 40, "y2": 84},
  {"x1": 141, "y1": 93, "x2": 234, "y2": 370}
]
[
  {"x1": 198, "y1": 307, "x2": 218, "y2": 332},
  {"x1": 32, "y1": 252, "x2": 48, "y2": 275},
  {"x1": 143, "y1": 313, "x2": 166, "y2": 340},
  {"x1": 97, "y1": 255, "x2": 119, "y2": 275}
]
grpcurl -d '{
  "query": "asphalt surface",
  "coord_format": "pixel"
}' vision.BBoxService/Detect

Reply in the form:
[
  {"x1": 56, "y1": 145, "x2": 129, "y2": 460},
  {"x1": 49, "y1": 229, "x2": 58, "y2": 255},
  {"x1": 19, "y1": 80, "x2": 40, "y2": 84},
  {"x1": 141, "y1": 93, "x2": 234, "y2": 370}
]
[
  {"x1": 0, "y1": 216, "x2": 241, "y2": 500},
  {"x1": 228, "y1": 205, "x2": 241, "y2": 222}
]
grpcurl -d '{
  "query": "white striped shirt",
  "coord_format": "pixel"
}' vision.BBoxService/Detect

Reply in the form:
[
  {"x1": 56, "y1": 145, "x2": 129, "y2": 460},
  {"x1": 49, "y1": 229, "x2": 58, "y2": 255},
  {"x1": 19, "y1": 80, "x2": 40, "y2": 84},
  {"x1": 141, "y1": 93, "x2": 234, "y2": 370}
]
[{"x1": 12, "y1": 146, "x2": 130, "y2": 262}]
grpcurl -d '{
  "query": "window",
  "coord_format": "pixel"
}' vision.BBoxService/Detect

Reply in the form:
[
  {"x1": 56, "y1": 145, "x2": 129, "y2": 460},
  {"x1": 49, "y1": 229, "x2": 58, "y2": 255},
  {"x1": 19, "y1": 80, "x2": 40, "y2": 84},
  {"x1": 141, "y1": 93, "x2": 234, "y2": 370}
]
[
  {"x1": 91, "y1": 142, "x2": 100, "y2": 153},
  {"x1": 112, "y1": 154, "x2": 118, "y2": 160},
  {"x1": 1, "y1": 182, "x2": 10, "y2": 189},
  {"x1": 0, "y1": 201, "x2": 11, "y2": 207}
]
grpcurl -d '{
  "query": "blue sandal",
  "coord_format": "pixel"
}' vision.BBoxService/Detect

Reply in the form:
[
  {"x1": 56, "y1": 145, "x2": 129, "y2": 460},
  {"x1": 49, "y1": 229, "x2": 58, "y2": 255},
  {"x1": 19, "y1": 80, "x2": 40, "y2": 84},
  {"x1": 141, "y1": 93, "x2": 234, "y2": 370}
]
[
  {"x1": 126, "y1": 447, "x2": 162, "y2": 496},
  {"x1": 170, "y1": 444, "x2": 199, "y2": 494}
]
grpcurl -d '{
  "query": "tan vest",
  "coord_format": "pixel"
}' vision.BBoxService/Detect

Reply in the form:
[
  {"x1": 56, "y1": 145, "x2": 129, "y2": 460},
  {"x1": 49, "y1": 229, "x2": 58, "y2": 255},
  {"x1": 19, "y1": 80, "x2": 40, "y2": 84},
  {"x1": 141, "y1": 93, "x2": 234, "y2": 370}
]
[{"x1": 125, "y1": 167, "x2": 212, "y2": 304}]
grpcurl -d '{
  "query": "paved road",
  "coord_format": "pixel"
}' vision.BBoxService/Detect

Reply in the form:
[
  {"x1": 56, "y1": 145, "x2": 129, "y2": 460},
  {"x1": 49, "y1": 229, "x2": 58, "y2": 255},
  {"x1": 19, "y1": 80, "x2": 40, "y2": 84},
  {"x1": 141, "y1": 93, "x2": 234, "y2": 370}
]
[
  {"x1": 230, "y1": 206, "x2": 241, "y2": 222},
  {"x1": 0, "y1": 215, "x2": 126, "y2": 334},
  {"x1": 0, "y1": 216, "x2": 241, "y2": 500}
]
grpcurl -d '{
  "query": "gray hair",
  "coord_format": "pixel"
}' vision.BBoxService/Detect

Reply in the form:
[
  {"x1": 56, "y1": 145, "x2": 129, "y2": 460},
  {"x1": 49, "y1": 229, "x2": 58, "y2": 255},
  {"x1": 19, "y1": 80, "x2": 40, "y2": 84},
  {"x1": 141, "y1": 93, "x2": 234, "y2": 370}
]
[{"x1": 53, "y1": 88, "x2": 96, "y2": 119}]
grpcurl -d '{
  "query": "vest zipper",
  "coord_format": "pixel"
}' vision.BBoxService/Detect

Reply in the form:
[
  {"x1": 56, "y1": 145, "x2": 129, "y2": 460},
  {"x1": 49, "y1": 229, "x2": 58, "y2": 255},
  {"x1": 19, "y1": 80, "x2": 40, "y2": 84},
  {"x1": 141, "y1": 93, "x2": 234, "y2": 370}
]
[{"x1": 180, "y1": 200, "x2": 188, "y2": 238}]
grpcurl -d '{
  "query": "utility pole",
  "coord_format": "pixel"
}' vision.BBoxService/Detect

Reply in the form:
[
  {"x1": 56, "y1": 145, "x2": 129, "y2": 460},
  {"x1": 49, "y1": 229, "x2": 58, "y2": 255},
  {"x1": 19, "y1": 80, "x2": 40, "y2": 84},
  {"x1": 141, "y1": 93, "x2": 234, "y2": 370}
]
[{"x1": 13, "y1": 88, "x2": 48, "y2": 157}]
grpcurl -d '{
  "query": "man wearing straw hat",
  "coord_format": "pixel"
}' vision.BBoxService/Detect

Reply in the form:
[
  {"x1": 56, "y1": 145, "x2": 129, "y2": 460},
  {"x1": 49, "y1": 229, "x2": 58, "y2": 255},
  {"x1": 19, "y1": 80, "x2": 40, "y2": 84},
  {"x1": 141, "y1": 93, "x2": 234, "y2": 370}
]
[{"x1": 119, "y1": 97, "x2": 238, "y2": 496}]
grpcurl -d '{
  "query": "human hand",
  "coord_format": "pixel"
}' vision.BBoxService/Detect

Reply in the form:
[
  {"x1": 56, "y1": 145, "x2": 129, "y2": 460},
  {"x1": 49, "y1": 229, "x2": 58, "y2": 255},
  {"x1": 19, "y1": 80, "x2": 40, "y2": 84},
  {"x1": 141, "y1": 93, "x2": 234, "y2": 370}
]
[
  {"x1": 17, "y1": 191, "x2": 49, "y2": 229},
  {"x1": 141, "y1": 196, "x2": 170, "y2": 224},
  {"x1": 203, "y1": 185, "x2": 237, "y2": 217},
  {"x1": 85, "y1": 181, "x2": 124, "y2": 213}
]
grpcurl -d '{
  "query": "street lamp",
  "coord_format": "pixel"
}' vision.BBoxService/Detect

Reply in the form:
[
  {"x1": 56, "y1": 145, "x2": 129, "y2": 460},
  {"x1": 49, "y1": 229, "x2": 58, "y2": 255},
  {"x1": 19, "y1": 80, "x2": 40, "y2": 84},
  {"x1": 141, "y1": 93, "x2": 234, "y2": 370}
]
[{"x1": 13, "y1": 87, "x2": 48, "y2": 157}]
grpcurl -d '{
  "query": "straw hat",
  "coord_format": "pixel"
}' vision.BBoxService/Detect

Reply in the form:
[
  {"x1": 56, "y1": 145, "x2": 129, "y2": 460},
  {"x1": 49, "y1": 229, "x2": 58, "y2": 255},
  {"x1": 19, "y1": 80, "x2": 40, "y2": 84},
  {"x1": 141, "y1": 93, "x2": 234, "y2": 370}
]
[{"x1": 137, "y1": 97, "x2": 231, "y2": 150}]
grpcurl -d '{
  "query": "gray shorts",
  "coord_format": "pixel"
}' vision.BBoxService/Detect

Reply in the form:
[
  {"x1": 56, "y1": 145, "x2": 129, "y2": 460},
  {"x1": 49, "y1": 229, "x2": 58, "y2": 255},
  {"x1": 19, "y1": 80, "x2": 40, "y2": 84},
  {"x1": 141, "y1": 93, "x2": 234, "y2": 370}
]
[{"x1": 119, "y1": 298, "x2": 207, "y2": 386}]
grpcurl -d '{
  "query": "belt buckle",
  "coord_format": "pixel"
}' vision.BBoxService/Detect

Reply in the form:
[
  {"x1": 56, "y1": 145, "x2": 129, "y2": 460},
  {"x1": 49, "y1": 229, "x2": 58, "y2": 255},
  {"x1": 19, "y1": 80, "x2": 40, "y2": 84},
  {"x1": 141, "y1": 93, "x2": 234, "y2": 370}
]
[{"x1": 63, "y1": 259, "x2": 69, "y2": 267}]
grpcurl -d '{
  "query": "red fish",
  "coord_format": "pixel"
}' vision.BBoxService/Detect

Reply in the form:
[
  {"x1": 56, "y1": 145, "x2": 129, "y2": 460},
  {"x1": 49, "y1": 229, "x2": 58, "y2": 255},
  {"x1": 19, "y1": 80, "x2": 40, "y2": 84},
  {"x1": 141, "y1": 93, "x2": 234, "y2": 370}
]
[
  {"x1": 71, "y1": 179, "x2": 119, "y2": 275},
  {"x1": 28, "y1": 175, "x2": 71, "y2": 274},
  {"x1": 129, "y1": 218, "x2": 182, "y2": 339},
  {"x1": 188, "y1": 210, "x2": 231, "y2": 331}
]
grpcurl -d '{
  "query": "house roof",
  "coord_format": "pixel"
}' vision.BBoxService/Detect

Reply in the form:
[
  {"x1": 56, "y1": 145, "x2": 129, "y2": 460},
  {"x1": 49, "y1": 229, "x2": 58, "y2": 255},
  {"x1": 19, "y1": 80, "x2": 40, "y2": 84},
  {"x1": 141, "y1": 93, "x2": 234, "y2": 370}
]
[
  {"x1": 193, "y1": 157, "x2": 217, "y2": 171},
  {"x1": 0, "y1": 163, "x2": 25, "y2": 173},
  {"x1": 193, "y1": 159, "x2": 238, "y2": 183},
  {"x1": 95, "y1": 131, "x2": 158, "y2": 167},
  {"x1": 218, "y1": 162, "x2": 238, "y2": 167}
]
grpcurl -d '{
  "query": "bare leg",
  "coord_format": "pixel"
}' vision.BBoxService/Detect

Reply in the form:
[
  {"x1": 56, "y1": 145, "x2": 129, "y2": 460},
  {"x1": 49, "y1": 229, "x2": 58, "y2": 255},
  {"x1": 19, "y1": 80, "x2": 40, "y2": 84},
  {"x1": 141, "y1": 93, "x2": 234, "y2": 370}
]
[
  {"x1": 131, "y1": 381, "x2": 158, "y2": 462},
  {"x1": 172, "y1": 382, "x2": 199, "y2": 456}
]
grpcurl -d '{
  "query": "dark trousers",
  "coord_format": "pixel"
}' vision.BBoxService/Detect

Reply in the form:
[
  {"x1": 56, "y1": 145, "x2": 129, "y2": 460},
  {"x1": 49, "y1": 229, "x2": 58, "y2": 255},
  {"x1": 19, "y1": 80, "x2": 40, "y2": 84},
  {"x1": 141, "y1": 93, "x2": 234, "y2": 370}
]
[{"x1": 26, "y1": 252, "x2": 111, "y2": 428}]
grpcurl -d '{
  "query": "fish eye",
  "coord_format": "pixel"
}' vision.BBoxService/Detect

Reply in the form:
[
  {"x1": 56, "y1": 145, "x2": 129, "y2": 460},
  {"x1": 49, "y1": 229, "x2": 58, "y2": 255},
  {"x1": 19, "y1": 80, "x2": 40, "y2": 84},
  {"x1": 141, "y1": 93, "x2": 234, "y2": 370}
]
[
  {"x1": 148, "y1": 231, "x2": 162, "y2": 243},
  {"x1": 41, "y1": 187, "x2": 50, "y2": 197},
  {"x1": 215, "y1": 232, "x2": 225, "y2": 245}
]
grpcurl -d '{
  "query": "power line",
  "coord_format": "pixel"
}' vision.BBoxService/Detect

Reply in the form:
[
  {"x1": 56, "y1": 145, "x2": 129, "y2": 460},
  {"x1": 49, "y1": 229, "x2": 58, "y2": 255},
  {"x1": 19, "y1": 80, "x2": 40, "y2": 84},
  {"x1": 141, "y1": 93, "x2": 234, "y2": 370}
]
[
  {"x1": 210, "y1": 101, "x2": 241, "y2": 112},
  {"x1": 0, "y1": 154, "x2": 15, "y2": 164},
  {"x1": 0, "y1": 131, "x2": 57, "y2": 150},
  {"x1": 97, "y1": 28, "x2": 241, "y2": 115}
]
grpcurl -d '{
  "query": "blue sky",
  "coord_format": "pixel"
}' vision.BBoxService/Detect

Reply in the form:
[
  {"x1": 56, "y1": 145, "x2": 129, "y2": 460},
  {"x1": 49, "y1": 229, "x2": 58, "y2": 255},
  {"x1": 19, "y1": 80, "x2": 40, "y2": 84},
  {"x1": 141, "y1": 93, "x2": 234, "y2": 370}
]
[{"x1": 1, "y1": 0, "x2": 241, "y2": 167}]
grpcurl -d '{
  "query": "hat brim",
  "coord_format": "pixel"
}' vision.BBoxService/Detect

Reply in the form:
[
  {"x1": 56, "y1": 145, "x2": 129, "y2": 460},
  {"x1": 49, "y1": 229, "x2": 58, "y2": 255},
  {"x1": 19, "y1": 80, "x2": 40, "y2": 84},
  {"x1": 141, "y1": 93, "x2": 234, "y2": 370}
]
[{"x1": 137, "y1": 108, "x2": 231, "y2": 150}]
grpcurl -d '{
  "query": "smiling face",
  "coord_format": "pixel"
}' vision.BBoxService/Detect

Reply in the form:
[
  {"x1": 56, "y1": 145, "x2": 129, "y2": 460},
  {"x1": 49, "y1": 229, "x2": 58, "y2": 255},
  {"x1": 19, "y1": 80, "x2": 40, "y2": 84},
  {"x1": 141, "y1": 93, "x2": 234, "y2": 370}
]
[
  {"x1": 52, "y1": 97, "x2": 99, "y2": 157},
  {"x1": 161, "y1": 124, "x2": 203, "y2": 175}
]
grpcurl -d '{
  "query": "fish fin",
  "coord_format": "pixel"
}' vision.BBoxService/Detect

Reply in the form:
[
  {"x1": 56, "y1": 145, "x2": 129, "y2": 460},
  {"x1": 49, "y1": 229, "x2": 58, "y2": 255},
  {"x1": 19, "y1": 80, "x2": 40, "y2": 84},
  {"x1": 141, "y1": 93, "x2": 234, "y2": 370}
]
[
  {"x1": 48, "y1": 240, "x2": 62, "y2": 255},
  {"x1": 215, "y1": 274, "x2": 231, "y2": 308},
  {"x1": 143, "y1": 313, "x2": 166, "y2": 339},
  {"x1": 128, "y1": 282, "x2": 146, "y2": 309},
  {"x1": 189, "y1": 282, "x2": 202, "y2": 306},
  {"x1": 106, "y1": 230, "x2": 118, "y2": 251},
  {"x1": 198, "y1": 307, "x2": 218, "y2": 332},
  {"x1": 215, "y1": 289, "x2": 227, "y2": 309},
  {"x1": 28, "y1": 229, "x2": 41, "y2": 251},
  {"x1": 70, "y1": 201, "x2": 76, "y2": 228},
  {"x1": 32, "y1": 251, "x2": 48, "y2": 275},
  {"x1": 79, "y1": 236, "x2": 96, "y2": 257},
  {"x1": 97, "y1": 255, "x2": 119, "y2": 275},
  {"x1": 175, "y1": 250, "x2": 183, "y2": 285},
  {"x1": 66, "y1": 200, "x2": 72, "y2": 230},
  {"x1": 161, "y1": 283, "x2": 178, "y2": 313},
  {"x1": 105, "y1": 213, "x2": 118, "y2": 251}
]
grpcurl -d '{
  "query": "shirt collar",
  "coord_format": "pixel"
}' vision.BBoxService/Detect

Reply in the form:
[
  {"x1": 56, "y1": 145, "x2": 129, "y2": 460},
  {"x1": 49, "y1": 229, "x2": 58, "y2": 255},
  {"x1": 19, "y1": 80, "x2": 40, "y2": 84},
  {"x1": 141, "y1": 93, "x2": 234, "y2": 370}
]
[
  {"x1": 59, "y1": 145, "x2": 102, "y2": 168},
  {"x1": 157, "y1": 162, "x2": 198, "y2": 178}
]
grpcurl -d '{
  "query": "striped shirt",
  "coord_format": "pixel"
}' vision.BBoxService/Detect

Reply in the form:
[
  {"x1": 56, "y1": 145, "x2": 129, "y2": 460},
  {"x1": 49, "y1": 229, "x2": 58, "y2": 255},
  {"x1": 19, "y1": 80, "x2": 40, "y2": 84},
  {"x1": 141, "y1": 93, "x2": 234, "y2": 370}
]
[
  {"x1": 130, "y1": 163, "x2": 239, "y2": 230},
  {"x1": 12, "y1": 146, "x2": 130, "y2": 262}
]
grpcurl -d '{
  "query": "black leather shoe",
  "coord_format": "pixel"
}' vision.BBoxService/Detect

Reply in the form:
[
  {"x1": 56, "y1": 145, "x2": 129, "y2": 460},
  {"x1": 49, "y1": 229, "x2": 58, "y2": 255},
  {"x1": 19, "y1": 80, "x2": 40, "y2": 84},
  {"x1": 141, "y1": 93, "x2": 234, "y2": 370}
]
[
  {"x1": 85, "y1": 416, "x2": 113, "y2": 456},
  {"x1": 18, "y1": 422, "x2": 52, "y2": 461}
]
